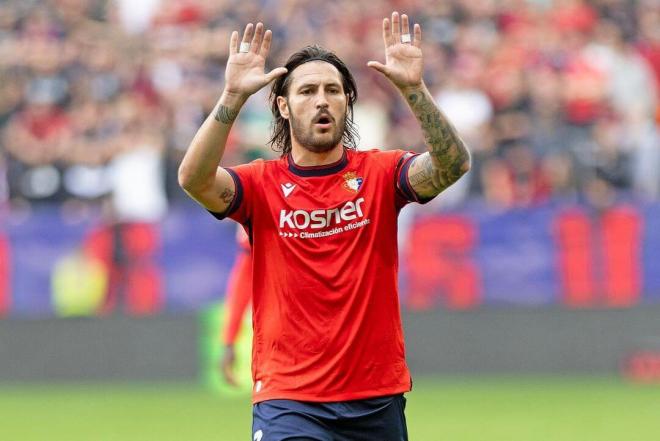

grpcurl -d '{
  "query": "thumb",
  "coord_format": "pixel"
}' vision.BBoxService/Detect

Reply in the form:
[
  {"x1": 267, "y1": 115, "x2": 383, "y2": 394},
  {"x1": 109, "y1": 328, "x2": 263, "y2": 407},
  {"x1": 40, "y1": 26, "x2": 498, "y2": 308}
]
[
  {"x1": 367, "y1": 61, "x2": 389, "y2": 76},
  {"x1": 264, "y1": 67, "x2": 288, "y2": 83}
]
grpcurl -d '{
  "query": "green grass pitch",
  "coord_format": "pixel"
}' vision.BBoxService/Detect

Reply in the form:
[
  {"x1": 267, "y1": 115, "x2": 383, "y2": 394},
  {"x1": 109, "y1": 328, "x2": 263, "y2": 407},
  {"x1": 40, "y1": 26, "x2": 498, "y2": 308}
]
[{"x1": 2, "y1": 376, "x2": 659, "y2": 440}]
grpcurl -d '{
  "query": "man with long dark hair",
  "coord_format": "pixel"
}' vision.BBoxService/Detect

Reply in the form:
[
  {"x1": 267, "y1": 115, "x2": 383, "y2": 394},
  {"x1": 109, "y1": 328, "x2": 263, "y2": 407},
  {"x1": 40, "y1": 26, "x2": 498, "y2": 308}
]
[{"x1": 179, "y1": 12, "x2": 470, "y2": 440}]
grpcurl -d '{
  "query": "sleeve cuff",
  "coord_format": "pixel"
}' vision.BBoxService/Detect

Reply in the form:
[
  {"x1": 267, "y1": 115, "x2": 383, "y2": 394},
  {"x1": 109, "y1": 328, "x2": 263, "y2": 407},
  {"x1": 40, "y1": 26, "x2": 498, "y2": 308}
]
[
  {"x1": 396, "y1": 153, "x2": 435, "y2": 205},
  {"x1": 207, "y1": 168, "x2": 244, "y2": 220}
]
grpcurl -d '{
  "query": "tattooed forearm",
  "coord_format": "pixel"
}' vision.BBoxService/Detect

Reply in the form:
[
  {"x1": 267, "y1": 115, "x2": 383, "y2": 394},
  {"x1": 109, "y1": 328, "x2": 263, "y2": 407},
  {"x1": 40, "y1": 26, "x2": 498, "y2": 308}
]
[
  {"x1": 405, "y1": 86, "x2": 470, "y2": 196},
  {"x1": 219, "y1": 187, "x2": 235, "y2": 205},
  {"x1": 214, "y1": 105, "x2": 239, "y2": 124}
]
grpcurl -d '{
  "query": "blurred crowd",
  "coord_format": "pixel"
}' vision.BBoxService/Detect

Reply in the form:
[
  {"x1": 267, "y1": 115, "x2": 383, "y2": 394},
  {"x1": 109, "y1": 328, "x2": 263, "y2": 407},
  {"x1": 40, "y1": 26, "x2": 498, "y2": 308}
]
[{"x1": 1, "y1": 0, "x2": 659, "y2": 221}]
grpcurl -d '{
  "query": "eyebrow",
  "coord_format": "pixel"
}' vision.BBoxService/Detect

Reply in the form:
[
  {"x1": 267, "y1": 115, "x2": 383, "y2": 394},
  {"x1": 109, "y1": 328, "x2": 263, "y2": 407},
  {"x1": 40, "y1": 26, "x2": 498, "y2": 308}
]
[{"x1": 296, "y1": 81, "x2": 342, "y2": 91}]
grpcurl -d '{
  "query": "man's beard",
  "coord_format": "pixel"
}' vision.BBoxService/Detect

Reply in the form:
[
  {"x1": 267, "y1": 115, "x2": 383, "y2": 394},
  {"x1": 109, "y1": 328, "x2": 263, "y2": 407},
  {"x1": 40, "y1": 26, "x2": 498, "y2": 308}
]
[{"x1": 289, "y1": 111, "x2": 346, "y2": 153}]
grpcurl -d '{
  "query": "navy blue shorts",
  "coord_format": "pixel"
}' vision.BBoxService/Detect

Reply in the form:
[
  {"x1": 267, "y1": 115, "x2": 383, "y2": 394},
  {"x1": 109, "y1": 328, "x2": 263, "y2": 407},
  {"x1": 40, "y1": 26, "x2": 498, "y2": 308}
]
[{"x1": 252, "y1": 394, "x2": 408, "y2": 441}]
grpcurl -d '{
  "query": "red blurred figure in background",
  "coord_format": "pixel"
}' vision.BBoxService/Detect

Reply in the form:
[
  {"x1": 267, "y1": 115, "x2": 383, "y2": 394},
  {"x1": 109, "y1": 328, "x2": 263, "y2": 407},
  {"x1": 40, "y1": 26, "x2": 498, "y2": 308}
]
[{"x1": 219, "y1": 225, "x2": 252, "y2": 387}]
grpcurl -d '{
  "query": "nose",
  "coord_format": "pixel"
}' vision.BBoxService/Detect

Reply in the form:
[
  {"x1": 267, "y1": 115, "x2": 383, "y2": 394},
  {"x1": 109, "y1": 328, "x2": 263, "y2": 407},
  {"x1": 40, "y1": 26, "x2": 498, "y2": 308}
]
[{"x1": 315, "y1": 90, "x2": 329, "y2": 109}]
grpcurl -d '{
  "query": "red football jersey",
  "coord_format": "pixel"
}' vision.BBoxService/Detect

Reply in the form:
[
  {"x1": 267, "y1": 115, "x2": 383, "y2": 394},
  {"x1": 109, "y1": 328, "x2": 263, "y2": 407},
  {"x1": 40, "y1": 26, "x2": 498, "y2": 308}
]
[{"x1": 212, "y1": 148, "x2": 427, "y2": 403}]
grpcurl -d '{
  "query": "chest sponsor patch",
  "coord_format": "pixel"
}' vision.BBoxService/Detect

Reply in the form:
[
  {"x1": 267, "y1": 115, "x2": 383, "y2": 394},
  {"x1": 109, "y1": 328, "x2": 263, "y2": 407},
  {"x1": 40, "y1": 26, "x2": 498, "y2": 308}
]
[{"x1": 278, "y1": 197, "x2": 371, "y2": 239}]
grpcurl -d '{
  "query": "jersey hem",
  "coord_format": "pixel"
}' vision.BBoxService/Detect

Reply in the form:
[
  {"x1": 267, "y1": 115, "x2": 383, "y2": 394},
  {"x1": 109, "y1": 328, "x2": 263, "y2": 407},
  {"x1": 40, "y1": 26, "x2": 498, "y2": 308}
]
[{"x1": 251, "y1": 383, "x2": 412, "y2": 405}]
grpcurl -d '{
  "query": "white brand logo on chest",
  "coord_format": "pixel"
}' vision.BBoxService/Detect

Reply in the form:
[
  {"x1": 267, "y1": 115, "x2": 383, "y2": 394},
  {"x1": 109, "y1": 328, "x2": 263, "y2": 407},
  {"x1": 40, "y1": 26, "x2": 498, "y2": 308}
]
[
  {"x1": 281, "y1": 182, "x2": 296, "y2": 198},
  {"x1": 279, "y1": 197, "x2": 365, "y2": 230}
]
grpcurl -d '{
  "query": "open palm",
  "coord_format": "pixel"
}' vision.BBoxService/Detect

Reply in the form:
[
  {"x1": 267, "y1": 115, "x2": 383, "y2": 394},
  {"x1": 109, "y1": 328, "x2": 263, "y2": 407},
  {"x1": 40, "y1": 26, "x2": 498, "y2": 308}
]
[
  {"x1": 368, "y1": 12, "x2": 423, "y2": 90},
  {"x1": 224, "y1": 23, "x2": 287, "y2": 97}
]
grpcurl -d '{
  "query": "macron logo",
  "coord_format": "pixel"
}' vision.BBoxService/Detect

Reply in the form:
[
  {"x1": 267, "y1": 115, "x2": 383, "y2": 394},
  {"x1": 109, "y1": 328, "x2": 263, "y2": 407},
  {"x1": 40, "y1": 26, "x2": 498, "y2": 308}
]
[
  {"x1": 281, "y1": 182, "x2": 296, "y2": 198},
  {"x1": 253, "y1": 430, "x2": 263, "y2": 441}
]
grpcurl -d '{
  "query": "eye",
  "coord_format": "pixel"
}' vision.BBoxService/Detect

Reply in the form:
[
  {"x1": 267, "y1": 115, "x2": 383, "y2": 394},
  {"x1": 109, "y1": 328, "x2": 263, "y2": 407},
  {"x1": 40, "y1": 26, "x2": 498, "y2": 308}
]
[{"x1": 301, "y1": 89, "x2": 312, "y2": 95}]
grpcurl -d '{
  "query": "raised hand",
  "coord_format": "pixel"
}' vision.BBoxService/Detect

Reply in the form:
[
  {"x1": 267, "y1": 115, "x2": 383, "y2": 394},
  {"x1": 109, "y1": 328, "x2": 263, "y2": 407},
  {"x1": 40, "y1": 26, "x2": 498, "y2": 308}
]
[
  {"x1": 224, "y1": 22, "x2": 287, "y2": 98},
  {"x1": 367, "y1": 12, "x2": 423, "y2": 90}
]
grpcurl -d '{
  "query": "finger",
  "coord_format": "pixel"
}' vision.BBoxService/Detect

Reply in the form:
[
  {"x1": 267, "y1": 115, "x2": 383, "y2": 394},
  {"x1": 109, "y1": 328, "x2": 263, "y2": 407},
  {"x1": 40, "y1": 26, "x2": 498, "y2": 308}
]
[
  {"x1": 413, "y1": 23, "x2": 422, "y2": 48},
  {"x1": 382, "y1": 18, "x2": 394, "y2": 47},
  {"x1": 391, "y1": 11, "x2": 401, "y2": 43},
  {"x1": 264, "y1": 67, "x2": 288, "y2": 83},
  {"x1": 241, "y1": 23, "x2": 254, "y2": 46},
  {"x1": 259, "y1": 29, "x2": 273, "y2": 57},
  {"x1": 229, "y1": 30, "x2": 239, "y2": 55},
  {"x1": 367, "y1": 61, "x2": 389, "y2": 76},
  {"x1": 401, "y1": 14, "x2": 411, "y2": 39},
  {"x1": 251, "y1": 22, "x2": 264, "y2": 54}
]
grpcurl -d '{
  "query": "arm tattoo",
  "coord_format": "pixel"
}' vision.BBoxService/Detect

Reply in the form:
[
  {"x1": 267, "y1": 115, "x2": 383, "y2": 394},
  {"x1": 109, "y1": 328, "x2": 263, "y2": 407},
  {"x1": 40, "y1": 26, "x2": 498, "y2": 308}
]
[
  {"x1": 214, "y1": 105, "x2": 239, "y2": 124},
  {"x1": 406, "y1": 88, "x2": 470, "y2": 195},
  {"x1": 219, "y1": 187, "x2": 235, "y2": 205},
  {"x1": 408, "y1": 155, "x2": 436, "y2": 187}
]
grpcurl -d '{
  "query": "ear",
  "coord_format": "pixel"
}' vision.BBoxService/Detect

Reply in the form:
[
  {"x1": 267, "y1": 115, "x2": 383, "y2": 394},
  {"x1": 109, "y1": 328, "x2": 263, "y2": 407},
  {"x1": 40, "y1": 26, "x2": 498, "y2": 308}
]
[{"x1": 277, "y1": 96, "x2": 289, "y2": 120}]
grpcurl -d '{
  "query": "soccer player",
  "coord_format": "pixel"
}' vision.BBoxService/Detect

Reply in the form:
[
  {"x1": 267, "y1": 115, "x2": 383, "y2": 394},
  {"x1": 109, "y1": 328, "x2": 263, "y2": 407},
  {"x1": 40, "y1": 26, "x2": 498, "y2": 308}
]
[
  {"x1": 220, "y1": 225, "x2": 252, "y2": 387},
  {"x1": 179, "y1": 11, "x2": 470, "y2": 441}
]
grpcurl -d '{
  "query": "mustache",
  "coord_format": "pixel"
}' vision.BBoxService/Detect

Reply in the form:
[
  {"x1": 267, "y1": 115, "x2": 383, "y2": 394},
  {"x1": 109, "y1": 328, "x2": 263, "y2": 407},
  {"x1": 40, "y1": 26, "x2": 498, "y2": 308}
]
[{"x1": 312, "y1": 110, "x2": 335, "y2": 123}]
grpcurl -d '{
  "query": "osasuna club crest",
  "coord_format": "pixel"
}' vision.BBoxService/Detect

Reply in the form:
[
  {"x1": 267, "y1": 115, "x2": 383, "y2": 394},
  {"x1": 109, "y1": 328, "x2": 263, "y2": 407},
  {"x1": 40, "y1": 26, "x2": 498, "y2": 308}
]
[{"x1": 342, "y1": 171, "x2": 364, "y2": 193}]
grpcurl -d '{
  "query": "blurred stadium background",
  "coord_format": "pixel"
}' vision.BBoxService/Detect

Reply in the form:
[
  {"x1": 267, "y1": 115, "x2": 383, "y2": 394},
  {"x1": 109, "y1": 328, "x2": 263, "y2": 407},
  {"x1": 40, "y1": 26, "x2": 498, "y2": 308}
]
[{"x1": 1, "y1": 0, "x2": 660, "y2": 439}]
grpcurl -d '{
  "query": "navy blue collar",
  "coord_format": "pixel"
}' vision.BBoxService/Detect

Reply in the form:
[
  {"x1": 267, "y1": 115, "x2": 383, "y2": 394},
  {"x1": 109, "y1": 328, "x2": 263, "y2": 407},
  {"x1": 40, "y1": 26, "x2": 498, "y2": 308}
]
[{"x1": 287, "y1": 149, "x2": 349, "y2": 177}]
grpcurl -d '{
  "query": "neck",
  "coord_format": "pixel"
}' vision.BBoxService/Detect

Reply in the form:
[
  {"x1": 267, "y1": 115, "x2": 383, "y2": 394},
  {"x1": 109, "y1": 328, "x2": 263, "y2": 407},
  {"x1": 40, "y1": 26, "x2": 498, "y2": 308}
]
[{"x1": 290, "y1": 143, "x2": 344, "y2": 166}]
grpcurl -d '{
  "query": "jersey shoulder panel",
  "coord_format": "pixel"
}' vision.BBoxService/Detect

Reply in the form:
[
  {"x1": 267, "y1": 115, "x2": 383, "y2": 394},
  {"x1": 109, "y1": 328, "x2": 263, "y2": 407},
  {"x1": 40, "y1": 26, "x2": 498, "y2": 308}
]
[
  {"x1": 220, "y1": 157, "x2": 283, "y2": 224},
  {"x1": 350, "y1": 149, "x2": 422, "y2": 207},
  {"x1": 352, "y1": 148, "x2": 411, "y2": 171}
]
